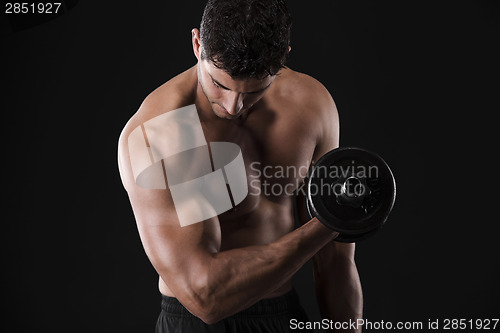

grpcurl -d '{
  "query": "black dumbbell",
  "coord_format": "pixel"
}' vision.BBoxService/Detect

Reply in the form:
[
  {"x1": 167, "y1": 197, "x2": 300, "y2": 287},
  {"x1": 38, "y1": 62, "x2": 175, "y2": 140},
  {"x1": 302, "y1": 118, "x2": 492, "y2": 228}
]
[{"x1": 303, "y1": 147, "x2": 396, "y2": 242}]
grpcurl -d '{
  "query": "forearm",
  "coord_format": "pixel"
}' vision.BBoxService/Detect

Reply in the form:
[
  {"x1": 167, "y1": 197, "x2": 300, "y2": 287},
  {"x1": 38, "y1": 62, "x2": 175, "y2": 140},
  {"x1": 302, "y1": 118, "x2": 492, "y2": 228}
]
[
  {"x1": 184, "y1": 217, "x2": 337, "y2": 323},
  {"x1": 313, "y1": 242, "x2": 363, "y2": 332}
]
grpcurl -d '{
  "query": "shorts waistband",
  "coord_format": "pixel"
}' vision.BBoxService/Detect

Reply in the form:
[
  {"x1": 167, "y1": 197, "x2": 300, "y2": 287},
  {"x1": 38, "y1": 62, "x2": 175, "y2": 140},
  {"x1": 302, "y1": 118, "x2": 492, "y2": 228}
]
[{"x1": 161, "y1": 289, "x2": 302, "y2": 318}]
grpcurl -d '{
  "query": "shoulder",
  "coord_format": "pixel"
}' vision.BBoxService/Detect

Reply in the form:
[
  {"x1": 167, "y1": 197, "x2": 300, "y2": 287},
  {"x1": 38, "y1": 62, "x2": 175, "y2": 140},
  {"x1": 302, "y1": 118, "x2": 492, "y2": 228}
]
[
  {"x1": 275, "y1": 68, "x2": 336, "y2": 110},
  {"x1": 271, "y1": 68, "x2": 338, "y2": 128},
  {"x1": 121, "y1": 66, "x2": 197, "y2": 138},
  {"x1": 118, "y1": 67, "x2": 197, "y2": 190},
  {"x1": 271, "y1": 68, "x2": 339, "y2": 154}
]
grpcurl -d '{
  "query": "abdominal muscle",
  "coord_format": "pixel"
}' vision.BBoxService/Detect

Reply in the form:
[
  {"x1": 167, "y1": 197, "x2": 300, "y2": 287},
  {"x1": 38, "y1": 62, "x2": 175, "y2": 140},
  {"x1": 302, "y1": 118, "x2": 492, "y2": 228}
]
[{"x1": 159, "y1": 195, "x2": 296, "y2": 300}]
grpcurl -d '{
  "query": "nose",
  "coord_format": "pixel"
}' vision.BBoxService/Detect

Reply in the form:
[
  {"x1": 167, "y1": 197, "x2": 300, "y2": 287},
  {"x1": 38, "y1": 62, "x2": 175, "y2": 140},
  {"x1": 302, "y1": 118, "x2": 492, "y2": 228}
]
[{"x1": 223, "y1": 92, "x2": 244, "y2": 115}]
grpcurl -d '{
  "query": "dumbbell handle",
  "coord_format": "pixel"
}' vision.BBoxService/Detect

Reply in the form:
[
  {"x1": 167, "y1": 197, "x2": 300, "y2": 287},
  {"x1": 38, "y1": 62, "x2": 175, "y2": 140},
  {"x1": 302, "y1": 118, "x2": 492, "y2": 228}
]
[{"x1": 303, "y1": 191, "x2": 378, "y2": 243}]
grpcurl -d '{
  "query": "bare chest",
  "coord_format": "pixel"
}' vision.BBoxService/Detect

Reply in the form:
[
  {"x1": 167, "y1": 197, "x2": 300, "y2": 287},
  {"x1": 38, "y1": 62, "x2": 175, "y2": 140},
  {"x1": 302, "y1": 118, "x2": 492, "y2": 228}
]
[{"x1": 201, "y1": 115, "x2": 316, "y2": 248}]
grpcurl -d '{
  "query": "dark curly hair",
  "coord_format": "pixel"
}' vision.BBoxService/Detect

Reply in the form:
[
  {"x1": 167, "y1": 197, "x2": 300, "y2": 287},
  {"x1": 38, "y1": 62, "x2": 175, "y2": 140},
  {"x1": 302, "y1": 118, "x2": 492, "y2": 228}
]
[{"x1": 199, "y1": 0, "x2": 292, "y2": 79}]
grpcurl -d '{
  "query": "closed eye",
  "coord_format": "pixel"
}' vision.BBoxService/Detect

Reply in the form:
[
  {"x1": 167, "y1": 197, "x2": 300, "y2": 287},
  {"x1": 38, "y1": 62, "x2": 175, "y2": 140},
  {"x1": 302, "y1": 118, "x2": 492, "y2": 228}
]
[
  {"x1": 212, "y1": 79, "x2": 229, "y2": 90},
  {"x1": 209, "y1": 74, "x2": 272, "y2": 94}
]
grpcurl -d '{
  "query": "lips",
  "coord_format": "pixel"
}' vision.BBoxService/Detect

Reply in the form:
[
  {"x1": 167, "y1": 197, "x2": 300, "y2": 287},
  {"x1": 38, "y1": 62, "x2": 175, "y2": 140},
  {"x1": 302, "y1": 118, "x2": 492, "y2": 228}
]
[
  {"x1": 215, "y1": 104, "x2": 240, "y2": 119},
  {"x1": 217, "y1": 104, "x2": 229, "y2": 114}
]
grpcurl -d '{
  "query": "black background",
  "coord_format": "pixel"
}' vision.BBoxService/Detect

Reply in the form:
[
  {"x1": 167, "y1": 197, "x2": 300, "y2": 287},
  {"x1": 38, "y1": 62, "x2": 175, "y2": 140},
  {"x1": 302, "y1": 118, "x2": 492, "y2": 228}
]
[{"x1": 1, "y1": 1, "x2": 499, "y2": 332}]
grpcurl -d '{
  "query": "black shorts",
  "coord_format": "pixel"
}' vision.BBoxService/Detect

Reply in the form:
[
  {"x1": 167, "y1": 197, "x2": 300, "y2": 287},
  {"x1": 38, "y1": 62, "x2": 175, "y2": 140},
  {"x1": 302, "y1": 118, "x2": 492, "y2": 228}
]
[{"x1": 156, "y1": 289, "x2": 313, "y2": 332}]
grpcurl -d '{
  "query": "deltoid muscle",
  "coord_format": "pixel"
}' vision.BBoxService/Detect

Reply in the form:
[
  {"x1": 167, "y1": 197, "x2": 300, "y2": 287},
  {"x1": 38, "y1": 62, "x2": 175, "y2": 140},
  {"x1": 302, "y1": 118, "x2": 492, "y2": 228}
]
[{"x1": 128, "y1": 104, "x2": 248, "y2": 226}]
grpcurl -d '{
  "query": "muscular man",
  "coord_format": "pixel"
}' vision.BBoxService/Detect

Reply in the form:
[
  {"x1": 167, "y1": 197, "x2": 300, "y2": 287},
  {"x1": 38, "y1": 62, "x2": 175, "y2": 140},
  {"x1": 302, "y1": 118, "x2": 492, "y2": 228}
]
[{"x1": 118, "y1": 0, "x2": 362, "y2": 331}]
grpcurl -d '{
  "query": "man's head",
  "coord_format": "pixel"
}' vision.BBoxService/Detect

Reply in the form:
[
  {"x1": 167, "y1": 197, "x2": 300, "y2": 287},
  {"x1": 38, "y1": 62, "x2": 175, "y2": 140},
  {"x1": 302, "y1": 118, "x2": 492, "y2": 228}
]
[
  {"x1": 200, "y1": 0, "x2": 291, "y2": 79},
  {"x1": 193, "y1": 0, "x2": 292, "y2": 119}
]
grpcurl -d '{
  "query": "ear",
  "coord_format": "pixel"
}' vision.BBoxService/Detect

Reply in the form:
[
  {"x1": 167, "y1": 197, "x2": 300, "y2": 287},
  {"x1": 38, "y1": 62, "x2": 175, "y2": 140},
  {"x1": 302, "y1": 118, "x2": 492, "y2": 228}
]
[
  {"x1": 288, "y1": 45, "x2": 292, "y2": 53},
  {"x1": 192, "y1": 28, "x2": 202, "y2": 61}
]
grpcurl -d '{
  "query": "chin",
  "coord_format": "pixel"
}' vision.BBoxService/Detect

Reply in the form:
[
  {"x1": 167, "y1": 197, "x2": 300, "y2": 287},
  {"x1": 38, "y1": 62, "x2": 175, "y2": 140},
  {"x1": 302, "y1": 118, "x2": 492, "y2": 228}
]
[{"x1": 217, "y1": 112, "x2": 240, "y2": 120}]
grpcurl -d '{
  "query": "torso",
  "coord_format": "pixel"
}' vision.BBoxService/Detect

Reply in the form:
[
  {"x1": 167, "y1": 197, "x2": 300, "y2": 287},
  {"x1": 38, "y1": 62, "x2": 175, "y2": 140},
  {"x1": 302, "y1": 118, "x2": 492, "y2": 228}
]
[{"x1": 145, "y1": 66, "x2": 324, "y2": 298}]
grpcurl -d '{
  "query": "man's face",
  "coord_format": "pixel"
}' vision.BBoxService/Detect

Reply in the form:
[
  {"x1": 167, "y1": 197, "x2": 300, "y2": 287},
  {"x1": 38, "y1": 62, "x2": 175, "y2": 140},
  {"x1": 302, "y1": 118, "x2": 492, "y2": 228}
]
[{"x1": 197, "y1": 59, "x2": 275, "y2": 120}]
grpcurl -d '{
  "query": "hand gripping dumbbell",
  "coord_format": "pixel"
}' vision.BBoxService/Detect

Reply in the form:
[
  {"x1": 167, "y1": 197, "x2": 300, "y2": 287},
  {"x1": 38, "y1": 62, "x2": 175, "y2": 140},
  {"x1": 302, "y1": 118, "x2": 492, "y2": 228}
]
[{"x1": 302, "y1": 147, "x2": 396, "y2": 242}]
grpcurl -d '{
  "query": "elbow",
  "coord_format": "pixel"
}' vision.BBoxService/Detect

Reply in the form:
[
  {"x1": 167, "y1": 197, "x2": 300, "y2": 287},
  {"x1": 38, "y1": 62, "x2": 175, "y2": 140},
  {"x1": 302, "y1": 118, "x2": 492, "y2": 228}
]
[
  {"x1": 198, "y1": 312, "x2": 221, "y2": 325},
  {"x1": 184, "y1": 274, "x2": 224, "y2": 324},
  {"x1": 159, "y1": 257, "x2": 227, "y2": 324},
  {"x1": 188, "y1": 288, "x2": 223, "y2": 325}
]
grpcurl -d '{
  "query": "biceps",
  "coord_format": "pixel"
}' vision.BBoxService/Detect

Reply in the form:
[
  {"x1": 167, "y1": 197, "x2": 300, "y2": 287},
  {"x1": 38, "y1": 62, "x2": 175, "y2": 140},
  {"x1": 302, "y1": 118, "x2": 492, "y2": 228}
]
[
  {"x1": 138, "y1": 219, "x2": 221, "y2": 294},
  {"x1": 128, "y1": 187, "x2": 222, "y2": 286},
  {"x1": 133, "y1": 221, "x2": 225, "y2": 320}
]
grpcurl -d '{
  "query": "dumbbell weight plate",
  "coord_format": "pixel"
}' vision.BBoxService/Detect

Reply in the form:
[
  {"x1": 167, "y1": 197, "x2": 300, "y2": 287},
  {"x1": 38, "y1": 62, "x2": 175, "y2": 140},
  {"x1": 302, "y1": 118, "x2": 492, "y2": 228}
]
[{"x1": 306, "y1": 147, "x2": 396, "y2": 238}]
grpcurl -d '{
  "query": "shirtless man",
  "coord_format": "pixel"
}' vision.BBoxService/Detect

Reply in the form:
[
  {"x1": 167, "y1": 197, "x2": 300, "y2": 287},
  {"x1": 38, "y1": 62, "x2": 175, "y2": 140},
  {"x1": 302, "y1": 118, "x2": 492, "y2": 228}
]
[{"x1": 118, "y1": 0, "x2": 362, "y2": 331}]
